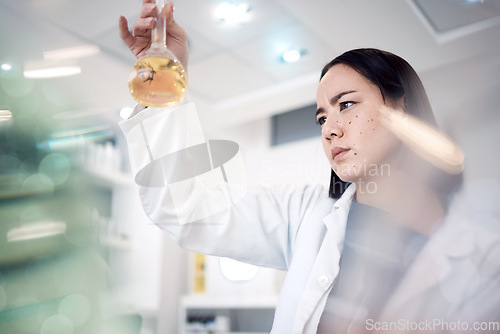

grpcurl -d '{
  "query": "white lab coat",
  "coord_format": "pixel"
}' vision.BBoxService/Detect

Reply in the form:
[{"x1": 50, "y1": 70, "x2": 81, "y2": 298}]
[{"x1": 120, "y1": 102, "x2": 500, "y2": 333}]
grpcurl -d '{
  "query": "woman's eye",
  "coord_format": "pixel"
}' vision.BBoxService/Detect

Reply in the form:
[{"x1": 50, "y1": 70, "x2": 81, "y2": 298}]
[
  {"x1": 317, "y1": 116, "x2": 326, "y2": 126},
  {"x1": 339, "y1": 101, "x2": 354, "y2": 111}
]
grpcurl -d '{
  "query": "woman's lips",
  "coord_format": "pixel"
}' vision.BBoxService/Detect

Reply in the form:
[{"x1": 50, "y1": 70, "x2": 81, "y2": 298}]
[{"x1": 331, "y1": 147, "x2": 350, "y2": 162}]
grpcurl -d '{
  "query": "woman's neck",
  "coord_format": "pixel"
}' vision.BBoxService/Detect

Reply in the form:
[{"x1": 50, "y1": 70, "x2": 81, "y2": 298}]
[{"x1": 355, "y1": 172, "x2": 446, "y2": 235}]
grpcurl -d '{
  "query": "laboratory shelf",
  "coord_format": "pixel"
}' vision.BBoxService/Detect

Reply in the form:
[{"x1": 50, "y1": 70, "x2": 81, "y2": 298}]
[
  {"x1": 179, "y1": 294, "x2": 278, "y2": 334},
  {"x1": 99, "y1": 234, "x2": 133, "y2": 249}
]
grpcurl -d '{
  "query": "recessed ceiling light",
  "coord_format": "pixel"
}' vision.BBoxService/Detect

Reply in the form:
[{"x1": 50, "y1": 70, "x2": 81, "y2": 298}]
[
  {"x1": 1, "y1": 63, "x2": 12, "y2": 71},
  {"x1": 119, "y1": 107, "x2": 134, "y2": 119},
  {"x1": 281, "y1": 49, "x2": 304, "y2": 63},
  {"x1": 215, "y1": 3, "x2": 250, "y2": 25},
  {"x1": 219, "y1": 257, "x2": 259, "y2": 281}
]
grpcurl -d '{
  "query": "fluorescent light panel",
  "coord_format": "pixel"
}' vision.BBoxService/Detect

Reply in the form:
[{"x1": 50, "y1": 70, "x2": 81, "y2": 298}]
[
  {"x1": 43, "y1": 45, "x2": 100, "y2": 60},
  {"x1": 22, "y1": 44, "x2": 97, "y2": 79},
  {"x1": 0, "y1": 109, "x2": 12, "y2": 122},
  {"x1": 0, "y1": 109, "x2": 12, "y2": 116},
  {"x1": 24, "y1": 66, "x2": 81, "y2": 79},
  {"x1": 7, "y1": 221, "x2": 67, "y2": 242}
]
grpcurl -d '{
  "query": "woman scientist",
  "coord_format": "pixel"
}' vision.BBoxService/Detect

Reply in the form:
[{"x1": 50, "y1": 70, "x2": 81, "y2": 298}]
[{"x1": 118, "y1": 1, "x2": 500, "y2": 333}]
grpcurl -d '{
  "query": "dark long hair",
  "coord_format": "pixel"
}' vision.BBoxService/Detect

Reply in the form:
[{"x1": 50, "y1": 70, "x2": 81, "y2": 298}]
[{"x1": 320, "y1": 48, "x2": 447, "y2": 199}]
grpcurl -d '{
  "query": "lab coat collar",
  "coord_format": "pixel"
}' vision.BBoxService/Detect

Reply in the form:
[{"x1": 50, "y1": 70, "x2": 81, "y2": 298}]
[
  {"x1": 292, "y1": 184, "x2": 356, "y2": 333},
  {"x1": 322, "y1": 183, "x2": 356, "y2": 248},
  {"x1": 332, "y1": 183, "x2": 357, "y2": 212}
]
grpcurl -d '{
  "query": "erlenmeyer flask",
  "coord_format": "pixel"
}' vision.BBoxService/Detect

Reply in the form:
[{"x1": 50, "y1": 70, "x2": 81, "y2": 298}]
[{"x1": 128, "y1": 0, "x2": 187, "y2": 108}]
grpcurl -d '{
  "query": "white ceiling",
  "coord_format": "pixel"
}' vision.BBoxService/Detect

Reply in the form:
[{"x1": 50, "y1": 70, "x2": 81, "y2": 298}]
[{"x1": 1, "y1": 0, "x2": 500, "y2": 129}]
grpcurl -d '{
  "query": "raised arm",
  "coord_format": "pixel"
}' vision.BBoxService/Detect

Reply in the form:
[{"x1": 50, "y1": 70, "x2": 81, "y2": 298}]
[
  {"x1": 118, "y1": 0, "x2": 188, "y2": 68},
  {"x1": 118, "y1": 2, "x2": 333, "y2": 270},
  {"x1": 119, "y1": 103, "x2": 333, "y2": 270}
]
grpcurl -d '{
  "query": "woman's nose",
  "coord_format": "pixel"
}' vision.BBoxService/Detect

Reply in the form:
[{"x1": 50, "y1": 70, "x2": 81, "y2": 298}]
[{"x1": 322, "y1": 118, "x2": 343, "y2": 140}]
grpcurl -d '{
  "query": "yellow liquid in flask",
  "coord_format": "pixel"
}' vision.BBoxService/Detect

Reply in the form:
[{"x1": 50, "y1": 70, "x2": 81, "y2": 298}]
[{"x1": 129, "y1": 56, "x2": 187, "y2": 108}]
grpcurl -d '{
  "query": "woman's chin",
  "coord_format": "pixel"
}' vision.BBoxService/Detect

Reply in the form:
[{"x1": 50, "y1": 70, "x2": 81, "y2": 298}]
[{"x1": 334, "y1": 171, "x2": 361, "y2": 183}]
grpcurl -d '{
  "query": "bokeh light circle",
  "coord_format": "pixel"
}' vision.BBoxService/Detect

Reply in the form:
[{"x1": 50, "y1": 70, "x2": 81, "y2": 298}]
[
  {"x1": 58, "y1": 294, "x2": 91, "y2": 327},
  {"x1": 39, "y1": 153, "x2": 71, "y2": 186},
  {"x1": 40, "y1": 315, "x2": 74, "y2": 334}
]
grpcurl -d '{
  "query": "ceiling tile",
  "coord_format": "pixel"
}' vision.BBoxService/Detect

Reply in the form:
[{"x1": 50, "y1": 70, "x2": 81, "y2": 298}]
[
  {"x1": 413, "y1": 0, "x2": 500, "y2": 33},
  {"x1": 185, "y1": 29, "x2": 221, "y2": 64},
  {"x1": 94, "y1": 25, "x2": 137, "y2": 66},
  {"x1": 0, "y1": 4, "x2": 83, "y2": 63},
  {"x1": 4, "y1": 0, "x2": 141, "y2": 41},
  {"x1": 174, "y1": 0, "x2": 297, "y2": 49},
  {"x1": 188, "y1": 53, "x2": 273, "y2": 101},
  {"x1": 94, "y1": 10, "x2": 220, "y2": 67},
  {"x1": 232, "y1": 23, "x2": 338, "y2": 82}
]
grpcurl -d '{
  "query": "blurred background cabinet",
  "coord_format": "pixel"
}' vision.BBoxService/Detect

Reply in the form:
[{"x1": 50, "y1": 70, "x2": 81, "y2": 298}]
[{"x1": 180, "y1": 294, "x2": 278, "y2": 334}]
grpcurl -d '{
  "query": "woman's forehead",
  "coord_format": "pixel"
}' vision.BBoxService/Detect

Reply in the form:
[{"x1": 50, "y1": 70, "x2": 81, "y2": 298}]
[{"x1": 318, "y1": 64, "x2": 376, "y2": 97}]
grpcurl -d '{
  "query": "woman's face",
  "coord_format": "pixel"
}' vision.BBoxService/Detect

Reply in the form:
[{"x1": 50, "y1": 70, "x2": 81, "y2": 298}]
[{"x1": 316, "y1": 64, "x2": 400, "y2": 183}]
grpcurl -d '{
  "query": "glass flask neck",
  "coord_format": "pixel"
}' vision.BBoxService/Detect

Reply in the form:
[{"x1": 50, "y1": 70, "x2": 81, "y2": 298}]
[{"x1": 151, "y1": 0, "x2": 166, "y2": 50}]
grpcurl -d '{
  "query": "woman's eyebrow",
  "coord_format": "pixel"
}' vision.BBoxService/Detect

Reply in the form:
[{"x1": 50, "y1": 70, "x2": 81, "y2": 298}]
[
  {"x1": 330, "y1": 90, "x2": 357, "y2": 105},
  {"x1": 316, "y1": 90, "x2": 357, "y2": 116}
]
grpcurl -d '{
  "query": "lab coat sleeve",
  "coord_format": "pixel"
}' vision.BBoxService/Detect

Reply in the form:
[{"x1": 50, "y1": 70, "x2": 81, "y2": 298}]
[{"x1": 119, "y1": 102, "x2": 328, "y2": 270}]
